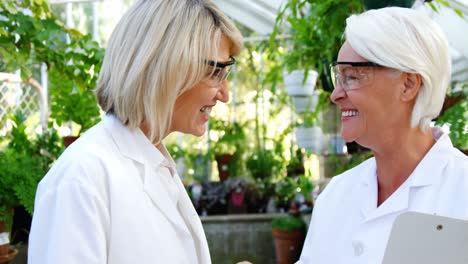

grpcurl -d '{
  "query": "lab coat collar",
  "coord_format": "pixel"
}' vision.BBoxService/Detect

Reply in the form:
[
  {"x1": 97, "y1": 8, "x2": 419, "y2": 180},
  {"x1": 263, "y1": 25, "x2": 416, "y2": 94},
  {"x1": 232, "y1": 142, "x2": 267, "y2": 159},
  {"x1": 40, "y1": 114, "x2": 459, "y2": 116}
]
[
  {"x1": 359, "y1": 127, "x2": 452, "y2": 221},
  {"x1": 408, "y1": 128, "x2": 452, "y2": 187},
  {"x1": 102, "y1": 114, "x2": 166, "y2": 167},
  {"x1": 102, "y1": 114, "x2": 190, "y2": 235}
]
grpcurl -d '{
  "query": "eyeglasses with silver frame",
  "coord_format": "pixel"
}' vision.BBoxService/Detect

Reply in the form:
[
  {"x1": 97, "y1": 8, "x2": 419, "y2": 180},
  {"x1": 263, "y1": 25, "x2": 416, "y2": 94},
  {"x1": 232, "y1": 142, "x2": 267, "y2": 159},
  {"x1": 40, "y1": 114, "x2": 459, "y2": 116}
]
[{"x1": 330, "y1": 61, "x2": 383, "y2": 91}]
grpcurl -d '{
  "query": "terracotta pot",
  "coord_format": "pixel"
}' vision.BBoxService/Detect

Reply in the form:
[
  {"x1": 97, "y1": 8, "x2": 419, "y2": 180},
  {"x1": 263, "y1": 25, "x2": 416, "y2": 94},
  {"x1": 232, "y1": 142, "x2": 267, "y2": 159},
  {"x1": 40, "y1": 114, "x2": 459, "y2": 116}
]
[
  {"x1": 63, "y1": 136, "x2": 79, "y2": 147},
  {"x1": 0, "y1": 221, "x2": 8, "y2": 257},
  {"x1": 0, "y1": 248, "x2": 18, "y2": 264},
  {"x1": 272, "y1": 229, "x2": 305, "y2": 264},
  {"x1": 0, "y1": 209, "x2": 14, "y2": 257},
  {"x1": 215, "y1": 154, "x2": 233, "y2": 182}
]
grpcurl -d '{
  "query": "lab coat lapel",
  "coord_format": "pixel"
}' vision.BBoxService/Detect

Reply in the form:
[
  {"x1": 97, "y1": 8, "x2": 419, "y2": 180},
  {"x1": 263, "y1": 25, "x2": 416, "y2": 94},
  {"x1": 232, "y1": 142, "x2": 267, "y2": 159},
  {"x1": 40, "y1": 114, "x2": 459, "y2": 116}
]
[
  {"x1": 366, "y1": 186, "x2": 411, "y2": 221},
  {"x1": 358, "y1": 159, "x2": 378, "y2": 219},
  {"x1": 103, "y1": 114, "x2": 190, "y2": 236},
  {"x1": 358, "y1": 159, "x2": 412, "y2": 222},
  {"x1": 174, "y1": 175, "x2": 211, "y2": 264},
  {"x1": 359, "y1": 161, "x2": 413, "y2": 222},
  {"x1": 360, "y1": 135, "x2": 450, "y2": 222},
  {"x1": 142, "y1": 165, "x2": 191, "y2": 237}
]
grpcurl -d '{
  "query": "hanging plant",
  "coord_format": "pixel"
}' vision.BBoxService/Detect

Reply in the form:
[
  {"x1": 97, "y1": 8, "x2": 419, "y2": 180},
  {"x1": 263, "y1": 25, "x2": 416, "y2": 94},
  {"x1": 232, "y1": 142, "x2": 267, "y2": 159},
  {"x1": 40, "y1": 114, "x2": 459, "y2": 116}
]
[
  {"x1": 0, "y1": 0, "x2": 104, "y2": 135},
  {"x1": 266, "y1": 0, "x2": 364, "y2": 92},
  {"x1": 361, "y1": 0, "x2": 416, "y2": 10}
]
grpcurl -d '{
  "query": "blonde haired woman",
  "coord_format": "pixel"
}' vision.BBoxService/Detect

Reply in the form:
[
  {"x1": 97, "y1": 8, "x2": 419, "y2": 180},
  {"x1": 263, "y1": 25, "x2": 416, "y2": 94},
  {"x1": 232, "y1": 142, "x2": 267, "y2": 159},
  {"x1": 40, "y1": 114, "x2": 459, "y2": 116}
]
[{"x1": 28, "y1": 0, "x2": 242, "y2": 263}]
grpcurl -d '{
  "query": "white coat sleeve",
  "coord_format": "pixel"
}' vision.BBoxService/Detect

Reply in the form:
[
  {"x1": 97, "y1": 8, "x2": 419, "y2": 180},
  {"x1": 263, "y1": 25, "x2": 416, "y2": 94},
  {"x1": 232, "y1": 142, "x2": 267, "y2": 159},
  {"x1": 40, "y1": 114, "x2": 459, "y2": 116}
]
[{"x1": 28, "y1": 164, "x2": 109, "y2": 264}]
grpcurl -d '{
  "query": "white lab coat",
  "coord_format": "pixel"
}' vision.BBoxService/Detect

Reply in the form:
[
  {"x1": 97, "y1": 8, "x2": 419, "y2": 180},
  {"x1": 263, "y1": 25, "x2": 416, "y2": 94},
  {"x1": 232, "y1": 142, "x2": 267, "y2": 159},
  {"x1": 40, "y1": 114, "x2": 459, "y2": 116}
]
[
  {"x1": 28, "y1": 114, "x2": 211, "y2": 264},
  {"x1": 298, "y1": 128, "x2": 468, "y2": 264}
]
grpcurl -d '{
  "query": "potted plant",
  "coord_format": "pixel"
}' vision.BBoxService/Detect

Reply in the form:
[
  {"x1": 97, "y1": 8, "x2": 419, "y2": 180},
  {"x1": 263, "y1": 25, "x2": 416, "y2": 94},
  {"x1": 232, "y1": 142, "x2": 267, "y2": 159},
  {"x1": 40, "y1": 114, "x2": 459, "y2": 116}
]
[
  {"x1": 291, "y1": 91, "x2": 320, "y2": 113},
  {"x1": 0, "y1": 209, "x2": 17, "y2": 262},
  {"x1": 196, "y1": 181, "x2": 229, "y2": 216},
  {"x1": 209, "y1": 119, "x2": 247, "y2": 182},
  {"x1": 0, "y1": 148, "x2": 40, "y2": 261},
  {"x1": 295, "y1": 110, "x2": 325, "y2": 154},
  {"x1": 274, "y1": 177, "x2": 299, "y2": 212},
  {"x1": 246, "y1": 148, "x2": 281, "y2": 181},
  {"x1": 48, "y1": 66, "x2": 101, "y2": 147},
  {"x1": 284, "y1": 69, "x2": 318, "y2": 96},
  {"x1": 297, "y1": 175, "x2": 314, "y2": 213},
  {"x1": 224, "y1": 177, "x2": 251, "y2": 214},
  {"x1": 286, "y1": 149, "x2": 306, "y2": 177},
  {"x1": 0, "y1": 112, "x2": 62, "y2": 261},
  {"x1": 294, "y1": 89, "x2": 332, "y2": 153},
  {"x1": 189, "y1": 151, "x2": 211, "y2": 184},
  {"x1": 245, "y1": 147, "x2": 283, "y2": 212},
  {"x1": 272, "y1": 213, "x2": 306, "y2": 264}
]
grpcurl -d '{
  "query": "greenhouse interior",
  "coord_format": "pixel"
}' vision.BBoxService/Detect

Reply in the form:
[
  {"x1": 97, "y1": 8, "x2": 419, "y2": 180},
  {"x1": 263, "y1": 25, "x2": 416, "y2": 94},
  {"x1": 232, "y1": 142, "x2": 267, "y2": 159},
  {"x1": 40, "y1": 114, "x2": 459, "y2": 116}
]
[{"x1": 0, "y1": 0, "x2": 467, "y2": 263}]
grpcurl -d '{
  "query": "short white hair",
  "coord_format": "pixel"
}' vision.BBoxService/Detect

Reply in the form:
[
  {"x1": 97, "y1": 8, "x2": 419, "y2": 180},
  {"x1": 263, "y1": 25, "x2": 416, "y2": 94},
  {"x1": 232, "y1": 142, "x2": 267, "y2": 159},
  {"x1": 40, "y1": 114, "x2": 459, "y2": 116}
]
[
  {"x1": 345, "y1": 7, "x2": 451, "y2": 130},
  {"x1": 96, "y1": 0, "x2": 243, "y2": 143}
]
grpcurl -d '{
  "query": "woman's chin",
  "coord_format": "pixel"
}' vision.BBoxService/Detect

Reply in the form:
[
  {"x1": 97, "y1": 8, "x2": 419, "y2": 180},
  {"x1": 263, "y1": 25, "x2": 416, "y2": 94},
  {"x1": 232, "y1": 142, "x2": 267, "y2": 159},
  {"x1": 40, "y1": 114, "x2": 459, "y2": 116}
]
[
  {"x1": 189, "y1": 126, "x2": 206, "y2": 137},
  {"x1": 340, "y1": 131, "x2": 357, "y2": 143},
  {"x1": 176, "y1": 125, "x2": 205, "y2": 137}
]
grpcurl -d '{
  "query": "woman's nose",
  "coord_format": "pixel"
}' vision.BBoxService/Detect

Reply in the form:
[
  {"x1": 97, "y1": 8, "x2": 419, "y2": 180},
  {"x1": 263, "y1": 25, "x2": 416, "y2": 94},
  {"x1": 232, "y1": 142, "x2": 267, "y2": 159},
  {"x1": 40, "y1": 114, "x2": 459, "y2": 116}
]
[
  {"x1": 215, "y1": 80, "x2": 229, "y2": 103},
  {"x1": 330, "y1": 83, "x2": 346, "y2": 104}
]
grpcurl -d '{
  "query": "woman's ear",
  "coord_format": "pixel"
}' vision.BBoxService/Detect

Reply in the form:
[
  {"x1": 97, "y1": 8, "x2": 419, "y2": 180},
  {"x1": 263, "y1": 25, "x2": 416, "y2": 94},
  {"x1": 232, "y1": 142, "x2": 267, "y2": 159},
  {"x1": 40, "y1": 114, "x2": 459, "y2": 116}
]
[{"x1": 400, "y1": 72, "x2": 422, "y2": 102}]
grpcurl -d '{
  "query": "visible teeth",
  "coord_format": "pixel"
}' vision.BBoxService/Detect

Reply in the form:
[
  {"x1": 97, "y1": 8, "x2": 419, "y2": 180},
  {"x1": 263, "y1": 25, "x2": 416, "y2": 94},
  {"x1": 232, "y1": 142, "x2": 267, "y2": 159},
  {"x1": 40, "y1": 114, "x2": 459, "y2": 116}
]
[
  {"x1": 342, "y1": 110, "x2": 358, "y2": 117},
  {"x1": 200, "y1": 107, "x2": 212, "y2": 115}
]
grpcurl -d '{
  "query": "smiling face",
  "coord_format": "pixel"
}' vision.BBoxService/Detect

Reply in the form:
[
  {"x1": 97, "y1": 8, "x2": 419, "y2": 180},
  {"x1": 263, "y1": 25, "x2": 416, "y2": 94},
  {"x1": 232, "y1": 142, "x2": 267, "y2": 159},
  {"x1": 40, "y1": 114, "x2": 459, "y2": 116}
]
[
  {"x1": 170, "y1": 35, "x2": 231, "y2": 137},
  {"x1": 330, "y1": 41, "x2": 407, "y2": 148}
]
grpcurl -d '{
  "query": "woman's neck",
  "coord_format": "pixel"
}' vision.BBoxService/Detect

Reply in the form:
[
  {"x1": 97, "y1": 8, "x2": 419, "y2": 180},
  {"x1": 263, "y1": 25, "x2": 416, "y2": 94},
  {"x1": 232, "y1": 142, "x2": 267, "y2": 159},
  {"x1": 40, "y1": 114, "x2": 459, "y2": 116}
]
[
  {"x1": 373, "y1": 127, "x2": 435, "y2": 206},
  {"x1": 139, "y1": 121, "x2": 168, "y2": 146}
]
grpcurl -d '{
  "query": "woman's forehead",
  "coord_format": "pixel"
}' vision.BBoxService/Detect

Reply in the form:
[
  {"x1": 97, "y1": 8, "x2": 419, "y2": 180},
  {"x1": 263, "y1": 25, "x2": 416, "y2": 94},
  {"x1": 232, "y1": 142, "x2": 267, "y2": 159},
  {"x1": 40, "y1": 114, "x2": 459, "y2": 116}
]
[
  {"x1": 338, "y1": 41, "x2": 367, "y2": 62},
  {"x1": 208, "y1": 35, "x2": 231, "y2": 61}
]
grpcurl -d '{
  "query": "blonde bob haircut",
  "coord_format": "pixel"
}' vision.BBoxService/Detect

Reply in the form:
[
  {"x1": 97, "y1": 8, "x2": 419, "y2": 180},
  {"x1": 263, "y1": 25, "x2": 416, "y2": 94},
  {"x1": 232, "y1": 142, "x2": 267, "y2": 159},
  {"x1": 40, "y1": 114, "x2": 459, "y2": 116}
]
[
  {"x1": 345, "y1": 7, "x2": 451, "y2": 131},
  {"x1": 96, "y1": 0, "x2": 243, "y2": 144}
]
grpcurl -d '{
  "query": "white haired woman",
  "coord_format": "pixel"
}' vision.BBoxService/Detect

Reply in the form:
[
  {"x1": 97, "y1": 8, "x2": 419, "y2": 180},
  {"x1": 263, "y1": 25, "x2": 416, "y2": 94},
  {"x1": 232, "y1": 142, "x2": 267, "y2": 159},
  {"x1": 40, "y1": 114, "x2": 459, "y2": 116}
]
[
  {"x1": 298, "y1": 7, "x2": 468, "y2": 264},
  {"x1": 28, "y1": 0, "x2": 242, "y2": 263}
]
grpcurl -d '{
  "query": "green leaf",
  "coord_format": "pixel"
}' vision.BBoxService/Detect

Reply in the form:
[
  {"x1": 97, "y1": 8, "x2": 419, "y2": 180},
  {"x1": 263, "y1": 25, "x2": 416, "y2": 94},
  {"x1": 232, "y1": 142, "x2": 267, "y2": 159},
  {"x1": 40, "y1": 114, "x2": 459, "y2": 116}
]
[
  {"x1": 68, "y1": 28, "x2": 84, "y2": 38},
  {"x1": 272, "y1": 215, "x2": 305, "y2": 231},
  {"x1": 439, "y1": 0, "x2": 450, "y2": 7},
  {"x1": 454, "y1": 9, "x2": 464, "y2": 19},
  {"x1": 2, "y1": 2, "x2": 18, "y2": 14}
]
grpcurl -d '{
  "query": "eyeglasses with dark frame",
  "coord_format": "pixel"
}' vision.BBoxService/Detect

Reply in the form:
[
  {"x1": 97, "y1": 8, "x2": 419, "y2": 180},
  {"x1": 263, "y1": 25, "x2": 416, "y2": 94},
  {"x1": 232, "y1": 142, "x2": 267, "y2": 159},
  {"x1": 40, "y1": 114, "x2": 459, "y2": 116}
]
[
  {"x1": 205, "y1": 56, "x2": 236, "y2": 86},
  {"x1": 331, "y1": 61, "x2": 384, "y2": 91}
]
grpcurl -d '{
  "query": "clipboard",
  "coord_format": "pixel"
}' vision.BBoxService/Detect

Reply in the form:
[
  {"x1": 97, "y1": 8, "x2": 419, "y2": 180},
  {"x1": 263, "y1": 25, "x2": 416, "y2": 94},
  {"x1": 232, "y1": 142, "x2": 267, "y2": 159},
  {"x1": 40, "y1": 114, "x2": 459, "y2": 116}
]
[{"x1": 382, "y1": 211, "x2": 468, "y2": 264}]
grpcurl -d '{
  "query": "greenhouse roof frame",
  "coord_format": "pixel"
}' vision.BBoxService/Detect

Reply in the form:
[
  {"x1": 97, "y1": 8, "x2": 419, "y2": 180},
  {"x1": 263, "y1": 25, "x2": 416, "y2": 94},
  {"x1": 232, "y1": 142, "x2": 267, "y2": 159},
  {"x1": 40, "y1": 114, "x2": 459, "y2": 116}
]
[{"x1": 47, "y1": 0, "x2": 468, "y2": 82}]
